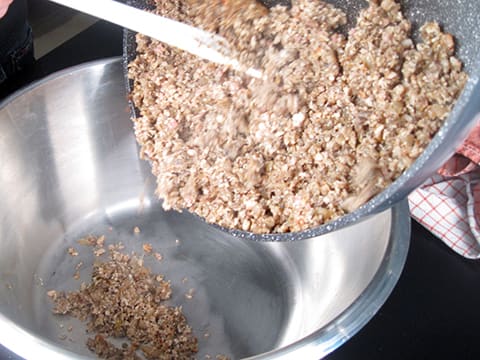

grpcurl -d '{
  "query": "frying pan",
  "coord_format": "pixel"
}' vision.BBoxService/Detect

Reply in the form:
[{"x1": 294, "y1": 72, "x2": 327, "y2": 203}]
[{"x1": 123, "y1": 0, "x2": 480, "y2": 241}]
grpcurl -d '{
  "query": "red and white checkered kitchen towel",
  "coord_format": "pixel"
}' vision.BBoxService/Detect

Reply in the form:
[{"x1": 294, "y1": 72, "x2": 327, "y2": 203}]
[{"x1": 408, "y1": 121, "x2": 480, "y2": 259}]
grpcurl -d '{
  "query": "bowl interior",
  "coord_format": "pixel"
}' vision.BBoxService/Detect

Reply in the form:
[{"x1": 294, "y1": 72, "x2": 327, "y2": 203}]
[{"x1": 0, "y1": 59, "x2": 409, "y2": 359}]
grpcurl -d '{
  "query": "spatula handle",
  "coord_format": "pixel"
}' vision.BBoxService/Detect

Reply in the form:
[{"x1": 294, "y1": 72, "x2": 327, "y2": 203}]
[{"x1": 47, "y1": 0, "x2": 237, "y2": 67}]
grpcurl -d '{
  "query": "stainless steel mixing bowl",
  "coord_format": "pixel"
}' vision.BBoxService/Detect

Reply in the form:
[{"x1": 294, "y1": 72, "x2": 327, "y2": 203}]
[{"x1": 0, "y1": 58, "x2": 409, "y2": 359}]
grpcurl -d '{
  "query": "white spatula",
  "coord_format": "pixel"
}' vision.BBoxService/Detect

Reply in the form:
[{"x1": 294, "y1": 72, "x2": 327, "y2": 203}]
[{"x1": 47, "y1": 0, "x2": 262, "y2": 78}]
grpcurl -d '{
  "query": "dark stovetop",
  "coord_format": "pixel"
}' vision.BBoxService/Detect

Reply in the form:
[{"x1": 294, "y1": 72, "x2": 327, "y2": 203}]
[{"x1": 2, "y1": 20, "x2": 480, "y2": 360}]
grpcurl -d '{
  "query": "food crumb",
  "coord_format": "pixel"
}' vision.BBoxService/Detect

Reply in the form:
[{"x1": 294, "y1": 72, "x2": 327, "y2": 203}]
[
  {"x1": 67, "y1": 247, "x2": 78, "y2": 257},
  {"x1": 96, "y1": 235, "x2": 105, "y2": 248},
  {"x1": 142, "y1": 243, "x2": 153, "y2": 253},
  {"x1": 133, "y1": 226, "x2": 141, "y2": 234},
  {"x1": 216, "y1": 355, "x2": 230, "y2": 360},
  {"x1": 153, "y1": 252, "x2": 163, "y2": 261},
  {"x1": 77, "y1": 235, "x2": 97, "y2": 246},
  {"x1": 58, "y1": 334, "x2": 67, "y2": 341},
  {"x1": 93, "y1": 248, "x2": 106, "y2": 257},
  {"x1": 48, "y1": 236, "x2": 198, "y2": 359}
]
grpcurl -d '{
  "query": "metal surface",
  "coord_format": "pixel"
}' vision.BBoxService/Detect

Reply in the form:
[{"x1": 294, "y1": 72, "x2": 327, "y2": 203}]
[
  {"x1": 0, "y1": 59, "x2": 409, "y2": 359},
  {"x1": 124, "y1": 0, "x2": 480, "y2": 241}
]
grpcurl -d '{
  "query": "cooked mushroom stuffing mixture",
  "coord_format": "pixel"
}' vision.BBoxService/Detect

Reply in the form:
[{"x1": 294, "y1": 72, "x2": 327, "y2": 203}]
[
  {"x1": 128, "y1": 0, "x2": 467, "y2": 233},
  {"x1": 48, "y1": 237, "x2": 198, "y2": 359}
]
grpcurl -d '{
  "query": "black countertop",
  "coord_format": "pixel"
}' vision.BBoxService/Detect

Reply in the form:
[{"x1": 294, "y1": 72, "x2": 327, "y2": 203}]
[{"x1": 2, "y1": 20, "x2": 480, "y2": 360}]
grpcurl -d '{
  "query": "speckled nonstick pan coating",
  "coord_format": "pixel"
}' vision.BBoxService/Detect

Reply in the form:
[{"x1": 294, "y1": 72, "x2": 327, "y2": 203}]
[{"x1": 122, "y1": 0, "x2": 480, "y2": 241}]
